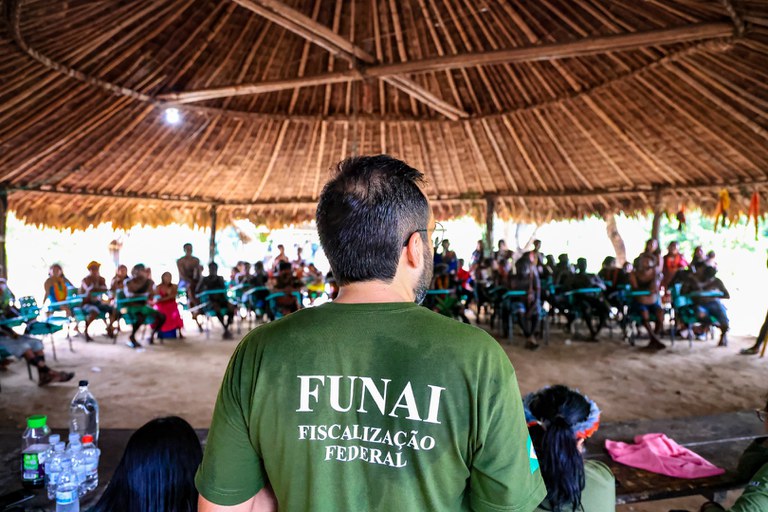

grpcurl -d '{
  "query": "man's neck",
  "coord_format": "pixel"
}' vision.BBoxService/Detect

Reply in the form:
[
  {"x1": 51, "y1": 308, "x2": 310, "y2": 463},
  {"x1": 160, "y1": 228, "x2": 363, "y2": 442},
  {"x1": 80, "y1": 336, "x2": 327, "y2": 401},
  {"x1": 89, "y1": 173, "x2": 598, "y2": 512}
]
[{"x1": 334, "y1": 280, "x2": 414, "y2": 304}]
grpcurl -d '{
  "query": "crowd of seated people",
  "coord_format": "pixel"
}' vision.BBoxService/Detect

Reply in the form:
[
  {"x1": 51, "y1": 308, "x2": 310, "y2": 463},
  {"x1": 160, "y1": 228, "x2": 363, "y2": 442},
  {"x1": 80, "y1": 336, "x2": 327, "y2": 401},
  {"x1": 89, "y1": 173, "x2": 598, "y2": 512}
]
[
  {"x1": 0, "y1": 234, "x2": 743, "y2": 379},
  {"x1": 455, "y1": 237, "x2": 733, "y2": 351}
]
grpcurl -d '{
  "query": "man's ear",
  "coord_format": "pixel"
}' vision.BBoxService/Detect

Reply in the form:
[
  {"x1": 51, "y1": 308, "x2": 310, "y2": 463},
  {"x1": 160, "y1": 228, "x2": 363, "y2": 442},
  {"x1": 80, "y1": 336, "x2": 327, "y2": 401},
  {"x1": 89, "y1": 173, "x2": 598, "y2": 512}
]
[{"x1": 404, "y1": 233, "x2": 423, "y2": 269}]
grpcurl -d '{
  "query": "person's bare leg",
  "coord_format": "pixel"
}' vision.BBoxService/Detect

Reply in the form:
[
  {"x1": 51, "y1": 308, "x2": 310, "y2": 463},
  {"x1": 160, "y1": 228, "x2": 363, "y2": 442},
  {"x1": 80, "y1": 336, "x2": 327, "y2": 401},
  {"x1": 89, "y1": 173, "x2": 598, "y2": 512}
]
[
  {"x1": 26, "y1": 349, "x2": 74, "y2": 385},
  {"x1": 641, "y1": 311, "x2": 665, "y2": 350},
  {"x1": 84, "y1": 312, "x2": 98, "y2": 342}
]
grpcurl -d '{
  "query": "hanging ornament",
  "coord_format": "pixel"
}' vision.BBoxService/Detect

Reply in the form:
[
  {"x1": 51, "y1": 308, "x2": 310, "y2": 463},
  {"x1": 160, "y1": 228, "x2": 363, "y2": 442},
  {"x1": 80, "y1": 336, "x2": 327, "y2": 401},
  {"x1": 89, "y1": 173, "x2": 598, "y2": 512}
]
[
  {"x1": 748, "y1": 192, "x2": 762, "y2": 240},
  {"x1": 676, "y1": 204, "x2": 686, "y2": 232},
  {"x1": 713, "y1": 189, "x2": 730, "y2": 233}
]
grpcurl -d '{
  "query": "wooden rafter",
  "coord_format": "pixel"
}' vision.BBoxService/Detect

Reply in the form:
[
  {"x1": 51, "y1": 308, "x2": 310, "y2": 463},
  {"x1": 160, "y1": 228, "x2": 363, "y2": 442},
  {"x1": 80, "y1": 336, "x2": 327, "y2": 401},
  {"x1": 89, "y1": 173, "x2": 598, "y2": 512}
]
[
  {"x1": 159, "y1": 21, "x2": 732, "y2": 105},
  {"x1": 229, "y1": 0, "x2": 468, "y2": 120}
]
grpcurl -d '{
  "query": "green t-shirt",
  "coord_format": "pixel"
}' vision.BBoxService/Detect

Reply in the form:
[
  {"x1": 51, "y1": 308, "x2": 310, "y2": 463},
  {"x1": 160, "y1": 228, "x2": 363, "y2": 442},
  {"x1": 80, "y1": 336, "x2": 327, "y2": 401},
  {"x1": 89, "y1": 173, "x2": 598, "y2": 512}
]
[
  {"x1": 534, "y1": 460, "x2": 615, "y2": 512},
  {"x1": 702, "y1": 462, "x2": 768, "y2": 512},
  {"x1": 196, "y1": 302, "x2": 546, "y2": 511}
]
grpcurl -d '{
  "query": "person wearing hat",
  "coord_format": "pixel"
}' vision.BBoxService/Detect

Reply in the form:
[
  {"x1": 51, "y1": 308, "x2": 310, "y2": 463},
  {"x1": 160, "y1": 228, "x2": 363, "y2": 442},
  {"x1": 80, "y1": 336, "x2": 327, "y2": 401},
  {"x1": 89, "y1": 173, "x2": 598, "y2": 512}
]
[{"x1": 79, "y1": 261, "x2": 113, "y2": 342}]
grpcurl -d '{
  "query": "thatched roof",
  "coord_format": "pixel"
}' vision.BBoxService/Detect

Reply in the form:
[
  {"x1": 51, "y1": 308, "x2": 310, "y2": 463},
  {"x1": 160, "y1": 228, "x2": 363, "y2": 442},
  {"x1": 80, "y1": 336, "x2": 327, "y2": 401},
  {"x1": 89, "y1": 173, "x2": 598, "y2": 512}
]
[{"x1": 1, "y1": 0, "x2": 768, "y2": 229}]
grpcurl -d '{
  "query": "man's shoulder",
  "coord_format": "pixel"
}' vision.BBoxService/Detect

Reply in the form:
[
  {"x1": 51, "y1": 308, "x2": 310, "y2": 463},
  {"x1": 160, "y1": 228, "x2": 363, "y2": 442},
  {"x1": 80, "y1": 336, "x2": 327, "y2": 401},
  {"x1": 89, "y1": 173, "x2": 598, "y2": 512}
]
[{"x1": 240, "y1": 303, "x2": 499, "y2": 348}]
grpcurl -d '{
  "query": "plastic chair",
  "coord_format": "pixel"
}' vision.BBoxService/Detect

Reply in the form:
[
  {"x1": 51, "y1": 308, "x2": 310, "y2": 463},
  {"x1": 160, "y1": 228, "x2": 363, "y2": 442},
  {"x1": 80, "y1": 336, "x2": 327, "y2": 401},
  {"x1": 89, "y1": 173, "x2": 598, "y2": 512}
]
[
  {"x1": 669, "y1": 284, "x2": 721, "y2": 348},
  {"x1": 26, "y1": 320, "x2": 66, "y2": 361}
]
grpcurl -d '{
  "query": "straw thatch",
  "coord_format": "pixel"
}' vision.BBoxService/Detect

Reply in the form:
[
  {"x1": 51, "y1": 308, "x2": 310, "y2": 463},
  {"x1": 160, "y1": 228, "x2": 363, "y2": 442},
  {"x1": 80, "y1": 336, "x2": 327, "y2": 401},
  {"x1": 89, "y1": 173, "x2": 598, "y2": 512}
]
[{"x1": 1, "y1": 0, "x2": 768, "y2": 229}]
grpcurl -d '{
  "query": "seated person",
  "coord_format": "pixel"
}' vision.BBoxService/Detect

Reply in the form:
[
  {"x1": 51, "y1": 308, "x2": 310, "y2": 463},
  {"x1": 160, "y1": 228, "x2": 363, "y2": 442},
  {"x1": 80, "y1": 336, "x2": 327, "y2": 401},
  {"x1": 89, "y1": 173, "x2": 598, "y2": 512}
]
[
  {"x1": 244, "y1": 262, "x2": 271, "y2": 313},
  {"x1": 123, "y1": 264, "x2": 166, "y2": 348},
  {"x1": 43, "y1": 263, "x2": 74, "y2": 316},
  {"x1": 661, "y1": 241, "x2": 689, "y2": 292},
  {"x1": 196, "y1": 263, "x2": 235, "y2": 340},
  {"x1": 699, "y1": 395, "x2": 768, "y2": 512},
  {"x1": 0, "y1": 278, "x2": 20, "y2": 319},
  {"x1": 562, "y1": 258, "x2": 609, "y2": 340},
  {"x1": 682, "y1": 265, "x2": 730, "y2": 346},
  {"x1": 690, "y1": 245, "x2": 706, "y2": 273},
  {"x1": 554, "y1": 254, "x2": 574, "y2": 286},
  {"x1": 440, "y1": 239, "x2": 458, "y2": 274},
  {"x1": 79, "y1": 261, "x2": 114, "y2": 341},
  {"x1": 0, "y1": 325, "x2": 74, "y2": 386},
  {"x1": 234, "y1": 261, "x2": 252, "y2": 285},
  {"x1": 456, "y1": 259, "x2": 473, "y2": 293},
  {"x1": 110, "y1": 265, "x2": 129, "y2": 295},
  {"x1": 598, "y1": 256, "x2": 629, "y2": 308},
  {"x1": 539, "y1": 254, "x2": 555, "y2": 282},
  {"x1": 248, "y1": 261, "x2": 270, "y2": 288},
  {"x1": 304, "y1": 263, "x2": 326, "y2": 302},
  {"x1": 629, "y1": 250, "x2": 666, "y2": 350},
  {"x1": 509, "y1": 252, "x2": 541, "y2": 351},
  {"x1": 153, "y1": 272, "x2": 184, "y2": 339},
  {"x1": 271, "y1": 261, "x2": 302, "y2": 318},
  {"x1": 525, "y1": 385, "x2": 615, "y2": 512},
  {"x1": 90, "y1": 416, "x2": 202, "y2": 512},
  {"x1": 431, "y1": 263, "x2": 451, "y2": 290}
]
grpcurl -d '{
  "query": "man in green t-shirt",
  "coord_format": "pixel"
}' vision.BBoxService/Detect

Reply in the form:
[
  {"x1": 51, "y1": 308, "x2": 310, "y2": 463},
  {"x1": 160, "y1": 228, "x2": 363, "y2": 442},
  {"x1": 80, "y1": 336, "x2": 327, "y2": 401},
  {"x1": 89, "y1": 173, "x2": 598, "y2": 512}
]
[{"x1": 196, "y1": 155, "x2": 546, "y2": 512}]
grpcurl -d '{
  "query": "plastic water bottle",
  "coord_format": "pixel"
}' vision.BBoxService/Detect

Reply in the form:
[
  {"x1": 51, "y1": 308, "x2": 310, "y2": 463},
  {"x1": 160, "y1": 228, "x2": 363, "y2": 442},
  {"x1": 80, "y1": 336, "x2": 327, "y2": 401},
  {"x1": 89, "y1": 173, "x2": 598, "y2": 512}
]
[
  {"x1": 67, "y1": 433, "x2": 80, "y2": 448},
  {"x1": 43, "y1": 433, "x2": 61, "y2": 465},
  {"x1": 21, "y1": 415, "x2": 50, "y2": 489},
  {"x1": 67, "y1": 442, "x2": 86, "y2": 496},
  {"x1": 55, "y1": 460, "x2": 80, "y2": 512},
  {"x1": 46, "y1": 441, "x2": 66, "y2": 500},
  {"x1": 81, "y1": 435, "x2": 100, "y2": 493},
  {"x1": 69, "y1": 380, "x2": 99, "y2": 445}
]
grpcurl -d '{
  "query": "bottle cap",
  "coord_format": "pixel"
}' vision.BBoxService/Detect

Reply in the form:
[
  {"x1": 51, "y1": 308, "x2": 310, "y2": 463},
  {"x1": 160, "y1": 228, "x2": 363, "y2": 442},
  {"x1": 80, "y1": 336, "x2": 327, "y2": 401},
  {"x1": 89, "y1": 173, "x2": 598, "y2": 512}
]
[
  {"x1": 56, "y1": 442, "x2": 66, "y2": 451},
  {"x1": 71, "y1": 441, "x2": 82, "y2": 450},
  {"x1": 68, "y1": 433, "x2": 80, "y2": 443},
  {"x1": 49, "y1": 434, "x2": 61, "y2": 444},
  {"x1": 26, "y1": 415, "x2": 47, "y2": 429},
  {"x1": 81, "y1": 435, "x2": 94, "y2": 444},
  {"x1": 79, "y1": 380, "x2": 88, "y2": 387}
]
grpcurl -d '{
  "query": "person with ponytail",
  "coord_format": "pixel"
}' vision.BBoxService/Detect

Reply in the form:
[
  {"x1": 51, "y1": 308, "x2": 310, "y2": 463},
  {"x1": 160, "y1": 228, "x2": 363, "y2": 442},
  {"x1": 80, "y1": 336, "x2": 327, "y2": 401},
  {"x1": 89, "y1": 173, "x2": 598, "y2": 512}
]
[{"x1": 525, "y1": 385, "x2": 615, "y2": 512}]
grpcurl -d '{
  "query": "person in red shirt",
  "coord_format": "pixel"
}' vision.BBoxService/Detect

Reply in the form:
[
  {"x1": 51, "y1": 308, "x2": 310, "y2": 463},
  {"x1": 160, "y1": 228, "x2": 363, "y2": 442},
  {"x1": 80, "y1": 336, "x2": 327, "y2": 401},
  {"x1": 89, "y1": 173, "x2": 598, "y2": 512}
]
[{"x1": 661, "y1": 241, "x2": 689, "y2": 290}]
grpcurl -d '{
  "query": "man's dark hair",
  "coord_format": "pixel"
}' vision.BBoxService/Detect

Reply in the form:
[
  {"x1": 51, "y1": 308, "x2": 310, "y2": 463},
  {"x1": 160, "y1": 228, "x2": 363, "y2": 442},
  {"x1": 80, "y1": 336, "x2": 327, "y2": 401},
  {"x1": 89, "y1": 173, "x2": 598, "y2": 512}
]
[
  {"x1": 183, "y1": 243, "x2": 192, "y2": 250},
  {"x1": 316, "y1": 155, "x2": 429, "y2": 286}
]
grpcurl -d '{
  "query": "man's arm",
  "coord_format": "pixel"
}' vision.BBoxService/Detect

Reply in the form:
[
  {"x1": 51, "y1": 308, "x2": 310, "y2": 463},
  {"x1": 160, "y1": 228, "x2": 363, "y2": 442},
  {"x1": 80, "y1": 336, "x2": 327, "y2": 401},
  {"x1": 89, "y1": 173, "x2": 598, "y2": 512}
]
[{"x1": 199, "y1": 485, "x2": 277, "y2": 512}]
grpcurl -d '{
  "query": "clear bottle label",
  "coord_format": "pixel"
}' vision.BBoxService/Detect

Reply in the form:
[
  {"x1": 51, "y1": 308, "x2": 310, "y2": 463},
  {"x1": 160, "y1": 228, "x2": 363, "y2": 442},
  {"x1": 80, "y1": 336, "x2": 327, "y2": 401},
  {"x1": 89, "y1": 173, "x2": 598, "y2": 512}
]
[{"x1": 56, "y1": 490, "x2": 76, "y2": 504}]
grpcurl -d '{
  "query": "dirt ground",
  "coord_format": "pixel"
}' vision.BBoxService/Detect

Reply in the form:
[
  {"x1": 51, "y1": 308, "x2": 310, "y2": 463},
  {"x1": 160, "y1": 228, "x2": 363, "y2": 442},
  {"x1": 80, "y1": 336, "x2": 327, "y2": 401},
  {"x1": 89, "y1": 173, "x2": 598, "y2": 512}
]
[{"x1": 0, "y1": 316, "x2": 764, "y2": 512}]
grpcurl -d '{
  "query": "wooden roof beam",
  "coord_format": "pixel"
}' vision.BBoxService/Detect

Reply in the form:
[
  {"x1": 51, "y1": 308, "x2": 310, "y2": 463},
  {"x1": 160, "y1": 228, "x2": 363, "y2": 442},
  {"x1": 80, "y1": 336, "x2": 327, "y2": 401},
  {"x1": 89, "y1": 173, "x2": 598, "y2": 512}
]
[
  {"x1": 196, "y1": 0, "x2": 469, "y2": 119},
  {"x1": 13, "y1": 177, "x2": 767, "y2": 207},
  {"x1": 160, "y1": 22, "x2": 732, "y2": 106}
]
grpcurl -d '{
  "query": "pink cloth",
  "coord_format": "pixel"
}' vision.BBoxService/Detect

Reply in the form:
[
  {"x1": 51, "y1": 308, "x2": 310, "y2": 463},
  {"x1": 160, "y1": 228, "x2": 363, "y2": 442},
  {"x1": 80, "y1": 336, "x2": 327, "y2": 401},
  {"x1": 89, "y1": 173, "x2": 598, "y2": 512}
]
[{"x1": 605, "y1": 433, "x2": 725, "y2": 479}]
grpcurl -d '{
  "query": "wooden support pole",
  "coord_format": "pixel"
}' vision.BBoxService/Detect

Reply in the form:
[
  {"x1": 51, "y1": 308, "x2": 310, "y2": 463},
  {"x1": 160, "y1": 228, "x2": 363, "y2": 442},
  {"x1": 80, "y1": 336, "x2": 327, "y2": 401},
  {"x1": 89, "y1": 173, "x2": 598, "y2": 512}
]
[
  {"x1": 651, "y1": 189, "x2": 664, "y2": 242},
  {"x1": 209, "y1": 204, "x2": 218, "y2": 264},
  {"x1": 0, "y1": 190, "x2": 7, "y2": 279},
  {"x1": 485, "y1": 197, "x2": 495, "y2": 257},
  {"x1": 604, "y1": 212, "x2": 627, "y2": 265}
]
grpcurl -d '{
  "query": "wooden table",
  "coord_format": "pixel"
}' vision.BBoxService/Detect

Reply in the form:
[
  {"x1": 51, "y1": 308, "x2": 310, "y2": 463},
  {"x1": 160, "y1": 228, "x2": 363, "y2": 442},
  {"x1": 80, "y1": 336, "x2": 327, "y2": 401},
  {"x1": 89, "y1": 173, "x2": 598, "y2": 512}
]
[
  {"x1": 0, "y1": 412, "x2": 763, "y2": 509},
  {"x1": 589, "y1": 410, "x2": 765, "y2": 504}
]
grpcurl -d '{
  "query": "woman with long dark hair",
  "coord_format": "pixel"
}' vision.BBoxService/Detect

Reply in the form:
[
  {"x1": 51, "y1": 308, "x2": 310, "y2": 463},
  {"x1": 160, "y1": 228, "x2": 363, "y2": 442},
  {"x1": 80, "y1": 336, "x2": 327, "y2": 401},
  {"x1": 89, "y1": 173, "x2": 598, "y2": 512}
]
[
  {"x1": 525, "y1": 385, "x2": 615, "y2": 512},
  {"x1": 90, "y1": 416, "x2": 202, "y2": 512}
]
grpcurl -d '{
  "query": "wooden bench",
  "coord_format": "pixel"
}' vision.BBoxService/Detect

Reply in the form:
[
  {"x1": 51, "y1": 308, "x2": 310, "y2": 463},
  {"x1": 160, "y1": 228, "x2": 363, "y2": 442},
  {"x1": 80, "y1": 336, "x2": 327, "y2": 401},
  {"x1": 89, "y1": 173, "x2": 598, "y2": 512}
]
[{"x1": 0, "y1": 411, "x2": 763, "y2": 509}]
